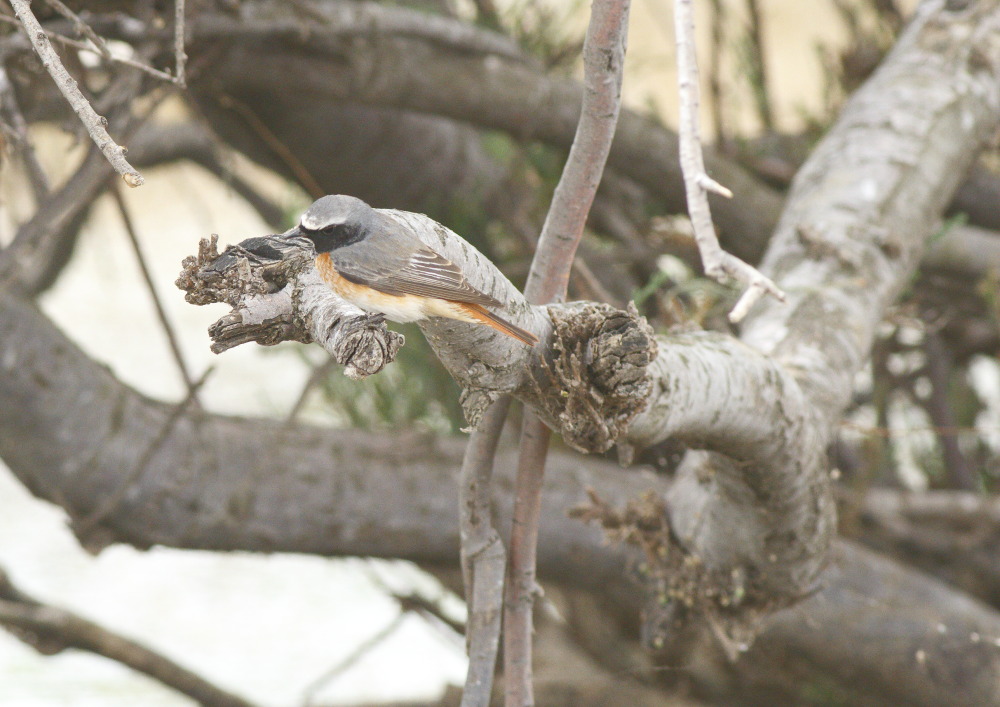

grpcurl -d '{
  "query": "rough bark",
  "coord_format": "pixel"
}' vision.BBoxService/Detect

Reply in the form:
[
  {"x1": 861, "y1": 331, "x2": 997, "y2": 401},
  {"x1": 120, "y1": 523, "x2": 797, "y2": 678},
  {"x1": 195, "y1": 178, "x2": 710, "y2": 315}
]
[
  {"x1": 175, "y1": 220, "x2": 655, "y2": 436},
  {"x1": 163, "y1": 0, "x2": 1000, "y2": 657},
  {"x1": 1, "y1": 291, "x2": 1000, "y2": 706},
  {"x1": 616, "y1": 0, "x2": 1000, "y2": 649}
]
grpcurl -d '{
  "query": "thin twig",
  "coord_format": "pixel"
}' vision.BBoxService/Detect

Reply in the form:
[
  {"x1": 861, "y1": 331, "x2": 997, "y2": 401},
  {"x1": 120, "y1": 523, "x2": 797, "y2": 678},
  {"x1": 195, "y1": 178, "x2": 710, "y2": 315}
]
[
  {"x1": 923, "y1": 330, "x2": 976, "y2": 490},
  {"x1": 0, "y1": 569, "x2": 258, "y2": 707},
  {"x1": 43, "y1": 0, "x2": 112, "y2": 60},
  {"x1": 672, "y1": 0, "x2": 784, "y2": 322},
  {"x1": 301, "y1": 612, "x2": 407, "y2": 707},
  {"x1": 216, "y1": 93, "x2": 325, "y2": 198},
  {"x1": 502, "y1": 0, "x2": 631, "y2": 703},
  {"x1": 174, "y1": 0, "x2": 187, "y2": 87},
  {"x1": 744, "y1": 0, "x2": 774, "y2": 132},
  {"x1": 706, "y1": 0, "x2": 728, "y2": 147},
  {"x1": 459, "y1": 397, "x2": 511, "y2": 707},
  {"x1": 111, "y1": 186, "x2": 199, "y2": 397},
  {"x1": 285, "y1": 356, "x2": 339, "y2": 425},
  {"x1": 74, "y1": 367, "x2": 213, "y2": 536},
  {"x1": 7, "y1": 0, "x2": 144, "y2": 186},
  {"x1": 0, "y1": 13, "x2": 178, "y2": 83},
  {"x1": 0, "y1": 64, "x2": 50, "y2": 200}
]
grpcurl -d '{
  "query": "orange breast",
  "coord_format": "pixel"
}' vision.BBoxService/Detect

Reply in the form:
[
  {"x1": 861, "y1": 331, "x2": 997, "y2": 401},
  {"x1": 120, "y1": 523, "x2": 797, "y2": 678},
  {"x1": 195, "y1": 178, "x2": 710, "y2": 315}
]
[{"x1": 314, "y1": 252, "x2": 437, "y2": 322}]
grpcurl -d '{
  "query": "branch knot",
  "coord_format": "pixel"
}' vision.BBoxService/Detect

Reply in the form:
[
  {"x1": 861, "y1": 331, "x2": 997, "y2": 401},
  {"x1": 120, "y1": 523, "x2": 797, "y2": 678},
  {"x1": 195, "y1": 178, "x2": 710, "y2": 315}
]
[{"x1": 537, "y1": 301, "x2": 657, "y2": 453}]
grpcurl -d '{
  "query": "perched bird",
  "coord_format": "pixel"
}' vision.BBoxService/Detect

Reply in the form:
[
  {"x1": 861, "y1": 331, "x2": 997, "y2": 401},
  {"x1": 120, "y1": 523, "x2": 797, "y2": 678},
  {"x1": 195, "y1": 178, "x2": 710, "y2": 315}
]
[{"x1": 285, "y1": 195, "x2": 538, "y2": 346}]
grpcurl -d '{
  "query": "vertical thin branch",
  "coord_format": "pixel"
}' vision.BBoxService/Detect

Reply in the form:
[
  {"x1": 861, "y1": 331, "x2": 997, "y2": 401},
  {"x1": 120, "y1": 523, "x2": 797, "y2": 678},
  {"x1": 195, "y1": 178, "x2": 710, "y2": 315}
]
[
  {"x1": 707, "y1": 0, "x2": 728, "y2": 147},
  {"x1": 923, "y1": 331, "x2": 976, "y2": 491},
  {"x1": 502, "y1": 0, "x2": 631, "y2": 704},
  {"x1": 744, "y1": 0, "x2": 774, "y2": 132},
  {"x1": 8, "y1": 0, "x2": 144, "y2": 186},
  {"x1": 459, "y1": 397, "x2": 511, "y2": 707},
  {"x1": 0, "y1": 64, "x2": 50, "y2": 200},
  {"x1": 174, "y1": 0, "x2": 187, "y2": 87},
  {"x1": 111, "y1": 187, "x2": 198, "y2": 397},
  {"x1": 502, "y1": 412, "x2": 550, "y2": 707},
  {"x1": 672, "y1": 0, "x2": 782, "y2": 322}
]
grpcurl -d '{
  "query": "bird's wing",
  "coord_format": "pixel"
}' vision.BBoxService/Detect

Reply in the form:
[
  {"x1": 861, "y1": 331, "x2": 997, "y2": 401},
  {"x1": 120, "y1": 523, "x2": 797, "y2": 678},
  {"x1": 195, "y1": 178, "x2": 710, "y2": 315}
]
[{"x1": 331, "y1": 233, "x2": 503, "y2": 308}]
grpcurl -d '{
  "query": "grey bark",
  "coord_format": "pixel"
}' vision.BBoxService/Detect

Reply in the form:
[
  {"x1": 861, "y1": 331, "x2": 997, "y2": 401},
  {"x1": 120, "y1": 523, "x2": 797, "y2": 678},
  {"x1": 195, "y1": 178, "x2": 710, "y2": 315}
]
[
  {"x1": 1, "y1": 292, "x2": 999, "y2": 706},
  {"x1": 166, "y1": 0, "x2": 1000, "y2": 654}
]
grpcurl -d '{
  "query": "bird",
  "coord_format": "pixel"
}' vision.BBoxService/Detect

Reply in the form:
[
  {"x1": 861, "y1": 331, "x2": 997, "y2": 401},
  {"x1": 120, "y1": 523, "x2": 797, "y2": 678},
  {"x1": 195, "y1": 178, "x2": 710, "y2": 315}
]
[{"x1": 284, "y1": 195, "x2": 539, "y2": 346}]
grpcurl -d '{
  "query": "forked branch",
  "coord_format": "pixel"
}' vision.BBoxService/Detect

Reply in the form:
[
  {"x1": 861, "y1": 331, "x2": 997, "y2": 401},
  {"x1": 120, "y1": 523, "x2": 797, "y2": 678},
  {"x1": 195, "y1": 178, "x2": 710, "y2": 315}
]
[
  {"x1": 8, "y1": 0, "x2": 145, "y2": 186},
  {"x1": 672, "y1": 0, "x2": 783, "y2": 321}
]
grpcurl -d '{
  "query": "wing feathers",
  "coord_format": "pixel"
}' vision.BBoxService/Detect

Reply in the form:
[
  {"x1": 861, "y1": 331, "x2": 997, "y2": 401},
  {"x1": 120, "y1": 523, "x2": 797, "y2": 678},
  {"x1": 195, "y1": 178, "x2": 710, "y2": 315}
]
[{"x1": 334, "y1": 239, "x2": 503, "y2": 308}]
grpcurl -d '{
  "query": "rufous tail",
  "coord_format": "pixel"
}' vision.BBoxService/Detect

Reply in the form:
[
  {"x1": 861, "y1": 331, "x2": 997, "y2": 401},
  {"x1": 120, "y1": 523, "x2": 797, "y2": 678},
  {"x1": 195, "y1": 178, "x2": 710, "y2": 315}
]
[{"x1": 464, "y1": 304, "x2": 538, "y2": 346}]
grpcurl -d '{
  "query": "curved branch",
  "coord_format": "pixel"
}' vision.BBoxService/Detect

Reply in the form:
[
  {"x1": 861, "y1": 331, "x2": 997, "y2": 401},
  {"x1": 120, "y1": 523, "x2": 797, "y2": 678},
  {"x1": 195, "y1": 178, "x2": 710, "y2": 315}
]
[
  {"x1": 0, "y1": 569, "x2": 257, "y2": 707},
  {"x1": 1, "y1": 293, "x2": 1000, "y2": 706},
  {"x1": 612, "y1": 0, "x2": 1000, "y2": 641},
  {"x1": 182, "y1": 0, "x2": 781, "y2": 251}
]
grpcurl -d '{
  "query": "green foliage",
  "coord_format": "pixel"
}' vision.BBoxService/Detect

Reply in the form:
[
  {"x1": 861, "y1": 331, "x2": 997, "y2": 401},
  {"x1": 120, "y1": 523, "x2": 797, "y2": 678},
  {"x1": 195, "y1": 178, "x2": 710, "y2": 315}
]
[{"x1": 313, "y1": 324, "x2": 465, "y2": 433}]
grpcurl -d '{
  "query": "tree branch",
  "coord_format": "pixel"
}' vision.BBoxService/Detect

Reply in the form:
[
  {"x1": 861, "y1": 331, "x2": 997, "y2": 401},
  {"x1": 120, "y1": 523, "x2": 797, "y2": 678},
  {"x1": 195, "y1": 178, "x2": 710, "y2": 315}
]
[
  {"x1": 672, "y1": 0, "x2": 784, "y2": 322},
  {"x1": 503, "y1": 0, "x2": 630, "y2": 699},
  {"x1": 2, "y1": 292, "x2": 1000, "y2": 705},
  {"x1": 617, "y1": 0, "x2": 1000, "y2": 647},
  {"x1": 7, "y1": 0, "x2": 144, "y2": 186},
  {"x1": 458, "y1": 399, "x2": 509, "y2": 707},
  {"x1": 0, "y1": 568, "x2": 258, "y2": 707}
]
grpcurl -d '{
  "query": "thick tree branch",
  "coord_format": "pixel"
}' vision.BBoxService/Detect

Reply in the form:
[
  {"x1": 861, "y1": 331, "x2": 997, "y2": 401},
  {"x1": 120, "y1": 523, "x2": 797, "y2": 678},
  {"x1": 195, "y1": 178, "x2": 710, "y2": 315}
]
[
  {"x1": 611, "y1": 0, "x2": 1000, "y2": 646},
  {"x1": 177, "y1": 0, "x2": 781, "y2": 252},
  {"x1": 2, "y1": 292, "x2": 1000, "y2": 705}
]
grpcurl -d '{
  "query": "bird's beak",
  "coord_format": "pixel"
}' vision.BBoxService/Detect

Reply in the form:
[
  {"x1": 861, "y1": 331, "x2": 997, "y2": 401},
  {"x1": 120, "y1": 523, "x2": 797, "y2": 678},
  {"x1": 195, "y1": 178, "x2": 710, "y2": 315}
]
[{"x1": 281, "y1": 225, "x2": 304, "y2": 239}]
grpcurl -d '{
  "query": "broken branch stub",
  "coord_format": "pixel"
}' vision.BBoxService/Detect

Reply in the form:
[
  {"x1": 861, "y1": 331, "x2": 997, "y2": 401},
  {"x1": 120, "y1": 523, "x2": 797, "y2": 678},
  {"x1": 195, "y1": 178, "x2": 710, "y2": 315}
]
[
  {"x1": 532, "y1": 302, "x2": 657, "y2": 454},
  {"x1": 175, "y1": 234, "x2": 403, "y2": 379}
]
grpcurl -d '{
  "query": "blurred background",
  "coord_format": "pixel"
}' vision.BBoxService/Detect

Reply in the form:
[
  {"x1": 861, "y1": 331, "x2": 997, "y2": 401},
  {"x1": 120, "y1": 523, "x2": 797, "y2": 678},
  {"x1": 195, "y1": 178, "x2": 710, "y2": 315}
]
[{"x1": 11, "y1": 0, "x2": 1000, "y2": 705}]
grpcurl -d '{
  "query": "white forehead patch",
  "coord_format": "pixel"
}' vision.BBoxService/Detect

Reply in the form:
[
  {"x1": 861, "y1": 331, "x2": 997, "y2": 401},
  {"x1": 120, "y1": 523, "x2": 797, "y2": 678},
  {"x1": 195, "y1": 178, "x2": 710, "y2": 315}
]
[{"x1": 301, "y1": 211, "x2": 345, "y2": 230}]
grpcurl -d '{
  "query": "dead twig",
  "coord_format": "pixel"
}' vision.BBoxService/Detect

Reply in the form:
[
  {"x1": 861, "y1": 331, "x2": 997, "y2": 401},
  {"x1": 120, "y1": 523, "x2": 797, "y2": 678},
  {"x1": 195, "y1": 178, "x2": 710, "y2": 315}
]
[
  {"x1": 7, "y1": 0, "x2": 144, "y2": 186},
  {"x1": 0, "y1": 13, "x2": 178, "y2": 83},
  {"x1": 672, "y1": 0, "x2": 784, "y2": 322},
  {"x1": 301, "y1": 613, "x2": 408, "y2": 707},
  {"x1": 744, "y1": 0, "x2": 774, "y2": 132},
  {"x1": 0, "y1": 64, "x2": 50, "y2": 200},
  {"x1": 284, "y1": 356, "x2": 339, "y2": 425}
]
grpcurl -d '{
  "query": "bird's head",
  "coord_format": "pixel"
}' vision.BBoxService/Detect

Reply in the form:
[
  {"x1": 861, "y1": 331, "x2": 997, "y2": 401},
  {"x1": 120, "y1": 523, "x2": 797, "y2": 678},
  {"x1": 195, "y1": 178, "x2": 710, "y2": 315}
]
[{"x1": 284, "y1": 195, "x2": 374, "y2": 252}]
